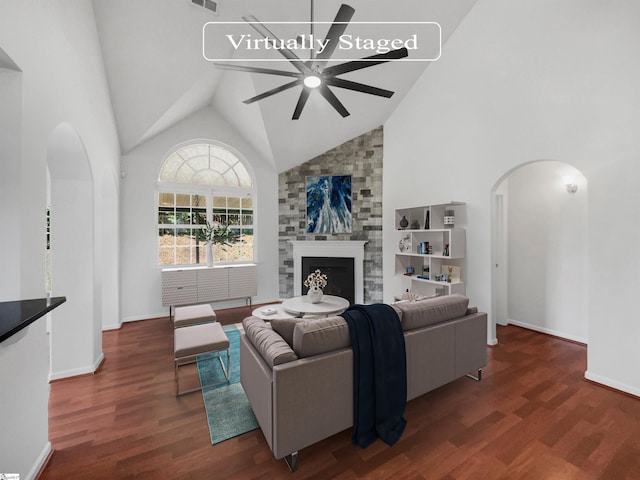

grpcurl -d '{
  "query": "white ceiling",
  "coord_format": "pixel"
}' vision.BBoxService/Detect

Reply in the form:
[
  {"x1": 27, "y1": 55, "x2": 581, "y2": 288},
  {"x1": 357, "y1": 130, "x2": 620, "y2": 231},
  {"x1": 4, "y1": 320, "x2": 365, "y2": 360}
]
[{"x1": 92, "y1": 0, "x2": 477, "y2": 172}]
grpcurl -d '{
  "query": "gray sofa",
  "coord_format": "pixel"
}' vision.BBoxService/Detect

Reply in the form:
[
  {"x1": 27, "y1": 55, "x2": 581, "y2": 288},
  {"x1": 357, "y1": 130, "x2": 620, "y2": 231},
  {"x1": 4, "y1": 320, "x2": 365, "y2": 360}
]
[{"x1": 239, "y1": 294, "x2": 487, "y2": 470}]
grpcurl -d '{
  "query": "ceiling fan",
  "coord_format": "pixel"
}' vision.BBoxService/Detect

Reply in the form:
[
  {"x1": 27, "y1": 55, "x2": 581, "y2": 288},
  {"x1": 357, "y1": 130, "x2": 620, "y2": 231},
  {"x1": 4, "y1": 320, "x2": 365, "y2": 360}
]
[{"x1": 213, "y1": 2, "x2": 409, "y2": 120}]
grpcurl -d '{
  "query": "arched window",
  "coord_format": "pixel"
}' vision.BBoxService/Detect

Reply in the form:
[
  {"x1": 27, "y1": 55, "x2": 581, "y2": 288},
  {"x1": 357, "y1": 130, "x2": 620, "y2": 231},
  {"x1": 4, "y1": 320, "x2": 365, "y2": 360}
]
[{"x1": 157, "y1": 141, "x2": 255, "y2": 265}]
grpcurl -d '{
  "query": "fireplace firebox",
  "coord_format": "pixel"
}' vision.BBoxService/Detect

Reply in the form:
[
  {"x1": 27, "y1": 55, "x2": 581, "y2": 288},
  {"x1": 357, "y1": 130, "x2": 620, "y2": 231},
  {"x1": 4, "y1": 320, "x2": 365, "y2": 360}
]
[{"x1": 301, "y1": 256, "x2": 355, "y2": 305}]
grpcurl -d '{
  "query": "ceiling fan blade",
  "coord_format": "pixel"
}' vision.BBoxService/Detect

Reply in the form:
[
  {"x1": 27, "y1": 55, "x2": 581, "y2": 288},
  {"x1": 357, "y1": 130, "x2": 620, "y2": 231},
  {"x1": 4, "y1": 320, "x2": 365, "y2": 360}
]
[
  {"x1": 292, "y1": 88, "x2": 311, "y2": 120},
  {"x1": 323, "y1": 47, "x2": 409, "y2": 76},
  {"x1": 325, "y1": 77, "x2": 395, "y2": 98},
  {"x1": 243, "y1": 79, "x2": 302, "y2": 104},
  {"x1": 213, "y1": 63, "x2": 301, "y2": 79},
  {"x1": 242, "y1": 15, "x2": 312, "y2": 75},
  {"x1": 319, "y1": 85, "x2": 350, "y2": 117},
  {"x1": 312, "y1": 4, "x2": 355, "y2": 70}
]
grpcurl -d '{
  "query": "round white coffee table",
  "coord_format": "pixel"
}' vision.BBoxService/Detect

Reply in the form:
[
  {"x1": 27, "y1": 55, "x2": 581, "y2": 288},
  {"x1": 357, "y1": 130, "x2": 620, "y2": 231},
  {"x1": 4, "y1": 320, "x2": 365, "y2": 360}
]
[
  {"x1": 251, "y1": 304, "x2": 296, "y2": 321},
  {"x1": 281, "y1": 295, "x2": 350, "y2": 318}
]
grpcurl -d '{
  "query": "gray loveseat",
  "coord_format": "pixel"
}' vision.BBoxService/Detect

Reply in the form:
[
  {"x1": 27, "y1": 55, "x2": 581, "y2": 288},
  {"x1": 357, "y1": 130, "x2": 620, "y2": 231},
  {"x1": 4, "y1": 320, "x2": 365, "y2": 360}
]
[{"x1": 239, "y1": 294, "x2": 487, "y2": 470}]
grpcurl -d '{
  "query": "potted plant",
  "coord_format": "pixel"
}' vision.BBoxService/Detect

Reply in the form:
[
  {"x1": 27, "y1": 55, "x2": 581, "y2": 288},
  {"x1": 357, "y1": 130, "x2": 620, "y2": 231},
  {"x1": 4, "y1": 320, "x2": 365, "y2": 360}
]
[{"x1": 196, "y1": 221, "x2": 240, "y2": 266}]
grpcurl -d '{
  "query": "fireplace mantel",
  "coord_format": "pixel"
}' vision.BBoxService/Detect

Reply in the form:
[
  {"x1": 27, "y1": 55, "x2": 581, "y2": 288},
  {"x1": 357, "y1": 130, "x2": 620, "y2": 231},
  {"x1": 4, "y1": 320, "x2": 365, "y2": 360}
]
[{"x1": 290, "y1": 240, "x2": 367, "y2": 304}]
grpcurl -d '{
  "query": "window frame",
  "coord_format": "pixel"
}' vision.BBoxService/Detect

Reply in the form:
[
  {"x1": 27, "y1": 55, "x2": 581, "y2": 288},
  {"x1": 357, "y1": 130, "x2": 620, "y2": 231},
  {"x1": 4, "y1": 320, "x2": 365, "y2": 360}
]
[{"x1": 156, "y1": 140, "x2": 256, "y2": 268}]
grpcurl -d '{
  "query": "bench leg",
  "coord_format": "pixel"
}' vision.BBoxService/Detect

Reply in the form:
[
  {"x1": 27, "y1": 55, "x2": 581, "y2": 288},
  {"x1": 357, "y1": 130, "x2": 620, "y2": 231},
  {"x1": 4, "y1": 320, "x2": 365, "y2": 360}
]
[
  {"x1": 175, "y1": 350, "x2": 230, "y2": 397},
  {"x1": 224, "y1": 348, "x2": 230, "y2": 381},
  {"x1": 175, "y1": 357, "x2": 203, "y2": 397},
  {"x1": 216, "y1": 348, "x2": 230, "y2": 382}
]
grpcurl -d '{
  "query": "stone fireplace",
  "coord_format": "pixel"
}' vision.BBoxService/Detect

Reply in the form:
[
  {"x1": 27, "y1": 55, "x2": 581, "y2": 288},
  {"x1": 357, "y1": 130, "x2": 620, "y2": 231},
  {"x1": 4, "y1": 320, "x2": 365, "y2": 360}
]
[
  {"x1": 278, "y1": 127, "x2": 384, "y2": 303},
  {"x1": 290, "y1": 240, "x2": 367, "y2": 304}
]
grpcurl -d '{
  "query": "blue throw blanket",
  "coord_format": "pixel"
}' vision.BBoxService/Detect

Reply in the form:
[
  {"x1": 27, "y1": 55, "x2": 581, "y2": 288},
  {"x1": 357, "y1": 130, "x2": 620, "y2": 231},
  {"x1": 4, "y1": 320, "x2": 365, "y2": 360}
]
[{"x1": 340, "y1": 303, "x2": 407, "y2": 448}]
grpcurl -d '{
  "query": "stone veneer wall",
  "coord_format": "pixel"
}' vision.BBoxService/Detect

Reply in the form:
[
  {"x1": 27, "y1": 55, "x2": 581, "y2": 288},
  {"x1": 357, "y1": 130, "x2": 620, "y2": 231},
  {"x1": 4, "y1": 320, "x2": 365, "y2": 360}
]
[{"x1": 278, "y1": 126, "x2": 383, "y2": 303}]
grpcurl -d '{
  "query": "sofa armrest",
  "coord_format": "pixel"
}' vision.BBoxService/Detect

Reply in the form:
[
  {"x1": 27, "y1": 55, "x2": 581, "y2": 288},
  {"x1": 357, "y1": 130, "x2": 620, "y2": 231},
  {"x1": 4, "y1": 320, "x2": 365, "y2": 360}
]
[
  {"x1": 240, "y1": 334, "x2": 275, "y2": 450},
  {"x1": 271, "y1": 348, "x2": 353, "y2": 459},
  {"x1": 454, "y1": 312, "x2": 488, "y2": 376},
  {"x1": 404, "y1": 311, "x2": 488, "y2": 400}
]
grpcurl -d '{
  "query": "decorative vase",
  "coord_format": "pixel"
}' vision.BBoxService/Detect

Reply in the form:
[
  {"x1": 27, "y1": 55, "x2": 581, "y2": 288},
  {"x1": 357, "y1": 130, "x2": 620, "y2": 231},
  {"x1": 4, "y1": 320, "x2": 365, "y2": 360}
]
[
  {"x1": 307, "y1": 286, "x2": 323, "y2": 303},
  {"x1": 399, "y1": 215, "x2": 409, "y2": 229},
  {"x1": 206, "y1": 242, "x2": 214, "y2": 267}
]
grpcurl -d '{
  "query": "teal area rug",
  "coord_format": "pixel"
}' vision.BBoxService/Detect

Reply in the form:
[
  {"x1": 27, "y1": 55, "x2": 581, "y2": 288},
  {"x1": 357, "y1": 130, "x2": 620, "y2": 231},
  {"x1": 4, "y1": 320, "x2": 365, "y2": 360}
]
[{"x1": 197, "y1": 324, "x2": 259, "y2": 445}]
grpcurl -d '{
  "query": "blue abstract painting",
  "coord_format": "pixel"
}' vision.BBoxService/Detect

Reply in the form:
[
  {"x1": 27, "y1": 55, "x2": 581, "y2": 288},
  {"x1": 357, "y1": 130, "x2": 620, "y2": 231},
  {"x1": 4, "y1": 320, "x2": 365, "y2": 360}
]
[{"x1": 306, "y1": 175, "x2": 352, "y2": 234}]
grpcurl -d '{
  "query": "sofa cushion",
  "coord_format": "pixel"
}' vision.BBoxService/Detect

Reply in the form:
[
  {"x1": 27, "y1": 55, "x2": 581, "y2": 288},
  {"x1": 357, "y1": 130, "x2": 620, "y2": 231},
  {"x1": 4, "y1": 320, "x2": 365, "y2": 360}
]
[
  {"x1": 390, "y1": 303, "x2": 403, "y2": 321},
  {"x1": 292, "y1": 316, "x2": 351, "y2": 358},
  {"x1": 269, "y1": 317, "x2": 298, "y2": 347},
  {"x1": 396, "y1": 294, "x2": 469, "y2": 331},
  {"x1": 242, "y1": 316, "x2": 299, "y2": 366}
]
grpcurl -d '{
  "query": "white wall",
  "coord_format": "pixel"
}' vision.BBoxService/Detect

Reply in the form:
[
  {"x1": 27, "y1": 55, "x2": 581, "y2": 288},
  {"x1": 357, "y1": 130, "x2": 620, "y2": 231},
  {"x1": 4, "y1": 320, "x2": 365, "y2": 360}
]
[
  {"x1": 0, "y1": 1, "x2": 120, "y2": 477},
  {"x1": 0, "y1": 322, "x2": 51, "y2": 480},
  {"x1": 0, "y1": 63, "x2": 22, "y2": 301},
  {"x1": 384, "y1": 0, "x2": 640, "y2": 395},
  {"x1": 504, "y1": 161, "x2": 587, "y2": 343},
  {"x1": 120, "y1": 106, "x2": 279, "y2": 322}
]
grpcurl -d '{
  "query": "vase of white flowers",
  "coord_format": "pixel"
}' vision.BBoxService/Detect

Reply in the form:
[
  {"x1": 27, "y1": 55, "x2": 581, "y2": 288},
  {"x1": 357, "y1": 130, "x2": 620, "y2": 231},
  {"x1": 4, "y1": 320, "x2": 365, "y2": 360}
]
[{"x1": 304, "y1": 269, "x2": 328, "y2": 304}]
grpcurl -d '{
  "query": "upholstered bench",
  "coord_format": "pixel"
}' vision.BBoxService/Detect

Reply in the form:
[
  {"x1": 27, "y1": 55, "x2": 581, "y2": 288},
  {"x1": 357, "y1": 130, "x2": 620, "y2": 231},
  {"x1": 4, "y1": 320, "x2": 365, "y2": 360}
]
[
  {"x1": 174, "y1": 322, "x2": 229, "y2": 396},
  {"x1": 173, "y1": 304, "x2": 216, "y2": 328}
]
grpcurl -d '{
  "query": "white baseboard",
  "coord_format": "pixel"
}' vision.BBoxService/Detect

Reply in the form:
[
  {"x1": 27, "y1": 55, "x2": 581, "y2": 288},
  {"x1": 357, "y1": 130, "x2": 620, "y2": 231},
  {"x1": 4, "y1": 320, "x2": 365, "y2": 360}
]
[
  {"x1": 102, "y1": 322, "x2": 122, "y2": 331},
  {"x1": 27, "y1": 441, "x2": 51, "y2": 480},
  {"x1": 121, "y1": 311, "x2": 168, "y2": 323},
  {"x1": 49, "y1": 352, "x2": 104, "y2": 381},
  {"x1": 585, "y1": 370, "x2": 640, "y2": 398},
  {"x1": 505, "y1": 319, "x2": 587, "y2": 345},
  {"x1": 94, "y1": 351, "x2": 105, "y2": 371}
]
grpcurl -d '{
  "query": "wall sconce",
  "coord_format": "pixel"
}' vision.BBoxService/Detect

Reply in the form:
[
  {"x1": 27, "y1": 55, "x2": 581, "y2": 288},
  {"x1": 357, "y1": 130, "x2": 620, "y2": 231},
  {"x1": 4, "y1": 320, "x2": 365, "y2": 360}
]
[{"x1": 563, "y1": 176, "x2": 578, "y2": 194}]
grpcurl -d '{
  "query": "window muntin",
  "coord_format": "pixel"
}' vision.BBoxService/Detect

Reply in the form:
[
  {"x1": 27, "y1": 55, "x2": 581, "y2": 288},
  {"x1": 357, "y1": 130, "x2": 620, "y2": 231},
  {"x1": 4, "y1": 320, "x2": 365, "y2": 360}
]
[
  {"x1": 157, "y1": 142, "x2": 254, "y2": 266},
  {"x1": 159, "y1": 143, "x2": 252, "y2": 188},
  {"x1": 211, "y1": 195, "x2": 254, "y2": 263},
  {"x1": 158, "y1": 193, "x2": 208, "y2": 265}
]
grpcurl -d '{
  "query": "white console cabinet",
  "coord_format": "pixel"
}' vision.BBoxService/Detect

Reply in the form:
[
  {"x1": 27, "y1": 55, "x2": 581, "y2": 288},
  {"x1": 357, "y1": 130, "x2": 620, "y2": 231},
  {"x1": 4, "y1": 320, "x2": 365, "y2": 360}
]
[
  {"x1": 161, "y1": 264, "x2": 257, "y2": 307},
  {"x1": 395, "y1": 202, "x2": 466, "y2": 297}
]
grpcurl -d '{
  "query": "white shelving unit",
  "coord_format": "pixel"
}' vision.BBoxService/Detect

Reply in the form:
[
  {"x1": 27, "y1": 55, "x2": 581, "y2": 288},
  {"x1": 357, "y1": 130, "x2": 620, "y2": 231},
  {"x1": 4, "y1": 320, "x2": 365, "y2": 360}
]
[{"x1": 395, "y1": 202, "x2": 466, "y2": 297}]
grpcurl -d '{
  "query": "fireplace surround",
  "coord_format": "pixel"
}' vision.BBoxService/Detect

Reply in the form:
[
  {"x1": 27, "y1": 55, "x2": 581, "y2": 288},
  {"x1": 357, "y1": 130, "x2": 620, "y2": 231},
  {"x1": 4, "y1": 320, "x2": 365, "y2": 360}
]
[{"x1": 290, "y1": 241, "x2": 367, "y2": 304}]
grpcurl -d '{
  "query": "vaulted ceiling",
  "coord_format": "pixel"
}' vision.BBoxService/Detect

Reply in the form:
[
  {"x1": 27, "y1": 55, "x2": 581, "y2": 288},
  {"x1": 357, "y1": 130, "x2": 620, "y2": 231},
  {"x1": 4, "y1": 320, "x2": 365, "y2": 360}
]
[{"x1": 92, "y1": 0, "x2": 477, "y2": 172}]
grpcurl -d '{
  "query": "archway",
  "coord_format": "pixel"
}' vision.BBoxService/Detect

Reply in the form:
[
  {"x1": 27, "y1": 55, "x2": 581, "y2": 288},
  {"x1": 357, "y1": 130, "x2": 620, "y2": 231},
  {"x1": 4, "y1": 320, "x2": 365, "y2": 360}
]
[
  {"x1": 491, "y1": 160, "x2": 588, "y2": 345},
  {"x1": 47, "y1": 123, "x2": 102, "y2": 379}
]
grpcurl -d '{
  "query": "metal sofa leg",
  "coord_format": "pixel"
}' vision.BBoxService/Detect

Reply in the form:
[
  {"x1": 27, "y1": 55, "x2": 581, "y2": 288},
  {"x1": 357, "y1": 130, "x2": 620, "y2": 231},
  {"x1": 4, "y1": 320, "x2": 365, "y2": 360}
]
[
  {"x1": 284, "y1": 451, "x2": 298, "y2": 472},
  {"x1": 466, "y1": 368, "x2": 482, "y2": 381}
]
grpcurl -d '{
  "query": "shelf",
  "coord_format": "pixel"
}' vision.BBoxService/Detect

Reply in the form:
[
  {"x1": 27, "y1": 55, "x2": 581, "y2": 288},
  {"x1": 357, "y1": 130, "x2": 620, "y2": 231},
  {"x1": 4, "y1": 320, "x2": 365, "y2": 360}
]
[
  {"x1": 412, "y1": 276, "x2": 464, "y2": 286},
  {"x1": 396, "y1": 228, "x2": 464, "y2": 233},
  {"x1": 396, "y1": 253, "x2": 460, "y2": 259},
  {"x1": 398, "y1": 274, "x2": 462, "y2": 285}
]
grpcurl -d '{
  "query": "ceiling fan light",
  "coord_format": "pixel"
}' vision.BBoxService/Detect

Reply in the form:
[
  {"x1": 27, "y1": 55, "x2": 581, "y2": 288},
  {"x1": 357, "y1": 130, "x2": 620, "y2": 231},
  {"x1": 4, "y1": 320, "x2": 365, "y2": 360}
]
[{"x1": 303, "y1": 75, "x2": 322, "y2": 88}]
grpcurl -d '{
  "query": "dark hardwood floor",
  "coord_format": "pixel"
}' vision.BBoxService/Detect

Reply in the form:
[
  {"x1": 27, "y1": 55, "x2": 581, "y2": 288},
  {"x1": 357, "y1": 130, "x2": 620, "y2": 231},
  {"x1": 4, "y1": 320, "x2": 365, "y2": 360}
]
[{"x1": 41, "y1": 307, "x2": 640, "y2": 479}]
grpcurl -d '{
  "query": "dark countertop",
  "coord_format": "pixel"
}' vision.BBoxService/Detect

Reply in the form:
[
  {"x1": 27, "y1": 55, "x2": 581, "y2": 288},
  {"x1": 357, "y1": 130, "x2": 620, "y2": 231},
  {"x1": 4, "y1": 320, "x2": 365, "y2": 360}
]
[{"x1": 0, "y1": 296, "x2": 66, "y2": 343}]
